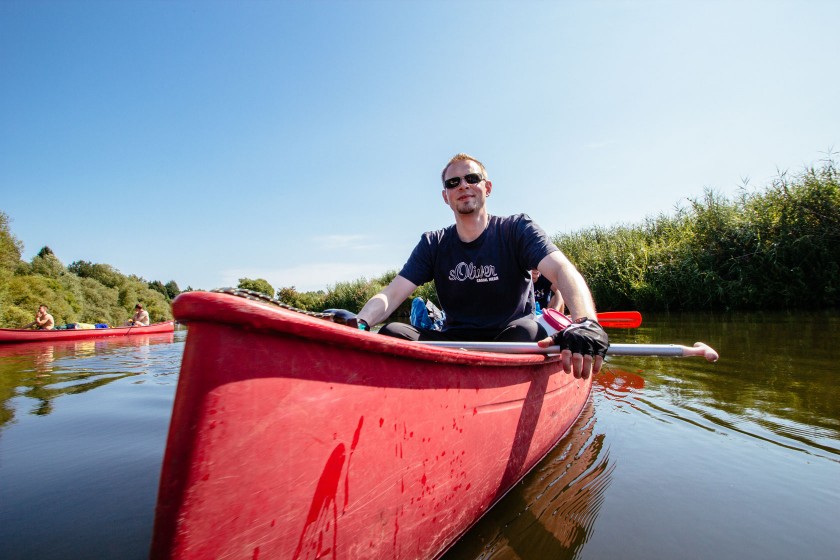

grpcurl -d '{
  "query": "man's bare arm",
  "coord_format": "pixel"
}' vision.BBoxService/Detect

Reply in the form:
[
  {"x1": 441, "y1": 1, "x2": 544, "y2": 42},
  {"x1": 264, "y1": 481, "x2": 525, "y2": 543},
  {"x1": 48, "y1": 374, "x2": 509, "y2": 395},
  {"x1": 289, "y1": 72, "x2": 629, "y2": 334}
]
[
  {"x1": 537, "y1": 252, "x2": 597, "y2": 320},
  {"x1": 357, "y1": 275, "x2": 418, "y2": 327}
]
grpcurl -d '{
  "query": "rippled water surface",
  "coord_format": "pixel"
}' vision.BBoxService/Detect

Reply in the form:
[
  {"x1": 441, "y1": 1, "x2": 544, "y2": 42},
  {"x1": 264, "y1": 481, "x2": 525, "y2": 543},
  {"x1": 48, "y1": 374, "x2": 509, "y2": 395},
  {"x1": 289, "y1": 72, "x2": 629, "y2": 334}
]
[
  {"x1": 0, "y1": 332, "x2": 182, "y2": 559},
  {"x1": 444, "y1": 312, "x2": 840, "y2": 560},
  {"x1": 1, "y1": 313, "x2": 838, "y2": 559}
]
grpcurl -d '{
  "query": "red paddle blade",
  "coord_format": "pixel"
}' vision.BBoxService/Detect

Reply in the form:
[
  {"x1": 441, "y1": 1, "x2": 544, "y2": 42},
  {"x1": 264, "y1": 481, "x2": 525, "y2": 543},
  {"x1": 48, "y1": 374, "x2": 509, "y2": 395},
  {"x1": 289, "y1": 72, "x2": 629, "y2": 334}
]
[
  {"x1": 596, "y1": 311, "x2": 642, "y2": 329},
  {"x1": 540, "y1": 309, "x2": 642, "y2": 331}
]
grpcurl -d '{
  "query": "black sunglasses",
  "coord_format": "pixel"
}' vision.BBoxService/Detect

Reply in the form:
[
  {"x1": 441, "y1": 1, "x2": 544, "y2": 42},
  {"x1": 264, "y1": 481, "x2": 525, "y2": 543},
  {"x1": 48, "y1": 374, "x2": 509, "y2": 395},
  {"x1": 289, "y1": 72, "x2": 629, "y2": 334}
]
[{"x1": 444, "y1": 173, "x2": 484, "y2": 189}]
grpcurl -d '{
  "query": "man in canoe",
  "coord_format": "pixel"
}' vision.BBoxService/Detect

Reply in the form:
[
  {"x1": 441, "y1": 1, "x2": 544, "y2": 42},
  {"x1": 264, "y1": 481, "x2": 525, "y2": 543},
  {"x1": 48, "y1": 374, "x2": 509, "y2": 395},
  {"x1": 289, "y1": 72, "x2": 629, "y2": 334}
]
[
  {"x1": 127, "y1": 304, "x2": 150, "y2": 326},
  {"x1": 352, "y1": 153, "x2": 608, "y2": 379},
  {"x1": 24, "y1": 305, "x2": 55, "y2": 330}
]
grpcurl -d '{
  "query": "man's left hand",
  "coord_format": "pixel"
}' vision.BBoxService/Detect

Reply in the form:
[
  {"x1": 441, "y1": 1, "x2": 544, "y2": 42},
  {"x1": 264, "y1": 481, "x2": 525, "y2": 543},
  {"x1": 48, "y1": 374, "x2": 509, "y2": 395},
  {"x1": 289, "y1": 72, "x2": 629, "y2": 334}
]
[
  {"x1": 538, "y1": 318, "x2": 609, "y2": 379},
  {"x1": 324, "y1": 309, "x2": 370, "y2": 331}
]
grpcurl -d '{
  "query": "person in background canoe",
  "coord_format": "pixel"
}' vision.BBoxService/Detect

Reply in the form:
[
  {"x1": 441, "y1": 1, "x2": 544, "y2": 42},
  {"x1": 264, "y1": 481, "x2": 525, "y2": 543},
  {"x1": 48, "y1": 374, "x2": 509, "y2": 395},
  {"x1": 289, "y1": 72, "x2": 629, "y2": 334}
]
[
  {"x1": 23, "y1": 305, "x2": 55, "y2": 330},
  {"x1": 350, "y1": 153, "x2": 608, "y2": 379},
  {"x1": 126, "y1": 304, "x2": 150, "y2": 326},
  {"x1": 531, "y1": 269, "x2": 564, "y2": 314}
]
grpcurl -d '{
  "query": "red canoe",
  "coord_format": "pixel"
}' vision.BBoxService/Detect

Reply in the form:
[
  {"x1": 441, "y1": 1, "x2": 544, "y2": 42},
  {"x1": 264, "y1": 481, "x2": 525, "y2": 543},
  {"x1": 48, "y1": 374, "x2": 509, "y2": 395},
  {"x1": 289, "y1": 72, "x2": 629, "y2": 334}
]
[
  {"x1": 0, "y1": 321, "x2": 175, "y2": 343},
  {"x1": 151, "y1": 291, "x2": 593, "y2": 560}
]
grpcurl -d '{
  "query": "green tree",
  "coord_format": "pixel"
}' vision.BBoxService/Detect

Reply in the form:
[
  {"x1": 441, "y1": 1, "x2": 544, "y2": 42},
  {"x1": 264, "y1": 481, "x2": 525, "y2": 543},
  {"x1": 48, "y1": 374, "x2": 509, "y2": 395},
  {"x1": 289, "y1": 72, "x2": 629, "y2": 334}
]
[
  {"x1": 0, "y1": 211, "x2": 23, "y2": 273},
  {"x1": 276, "y1": 286, "x2": 326, "y2": 310},
  {"x1": 68, "y1": 261, "x2": 123, "y2": 288},
  {"x1": 77, "y1": 277, "x2": 121, "y2": 324},
  {"x1": 30, "y1": 246, "x2": 65, "y2": 278},
  {"x1": 148, "y1": 280, "x2": 169, "y2": 300},
  {"x1": 4, "y1": 275, "x2": 75, "y2": 326},
  {"x1": 164, "y1": 280, "x2": 181, "y2": 300},
  {"x1": 0, "y1": 212, "x2": 24, "y2": 325},
  {"x1": 238, "y1": 277, "x2": 274, "y2": 298}
]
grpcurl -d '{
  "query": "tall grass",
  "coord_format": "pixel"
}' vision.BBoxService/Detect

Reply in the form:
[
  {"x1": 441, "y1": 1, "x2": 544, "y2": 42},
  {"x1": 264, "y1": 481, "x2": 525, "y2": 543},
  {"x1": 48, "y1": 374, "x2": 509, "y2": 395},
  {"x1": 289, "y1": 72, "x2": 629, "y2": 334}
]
[
  {"x1": 559, "y1": 159, "x2": 839, "y2": 310},
  {"x1": 278, "y1": 270, "x2": 440, "y2": 315}
]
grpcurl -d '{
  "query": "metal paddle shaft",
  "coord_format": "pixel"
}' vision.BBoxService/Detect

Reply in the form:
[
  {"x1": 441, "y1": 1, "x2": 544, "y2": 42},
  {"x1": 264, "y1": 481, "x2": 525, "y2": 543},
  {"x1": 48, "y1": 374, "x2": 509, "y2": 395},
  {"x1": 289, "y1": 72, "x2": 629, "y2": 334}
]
[{"x1": 420, "y1": 341, "x2": 719, "y2": 362}]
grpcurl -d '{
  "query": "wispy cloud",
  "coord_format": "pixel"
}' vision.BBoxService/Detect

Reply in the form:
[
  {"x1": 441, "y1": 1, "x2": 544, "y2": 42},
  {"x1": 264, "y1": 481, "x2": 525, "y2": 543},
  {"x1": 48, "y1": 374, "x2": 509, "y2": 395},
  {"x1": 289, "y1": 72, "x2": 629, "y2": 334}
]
[
  {"x1": 583, "y1": 140, "x2": 616, "y2": 149},
  {"x1": 312, "y1": 234, "x2": 382, "y2": 251},
  {"x1": 221, "y1": 261, "x2": 394, "y2": 293}
]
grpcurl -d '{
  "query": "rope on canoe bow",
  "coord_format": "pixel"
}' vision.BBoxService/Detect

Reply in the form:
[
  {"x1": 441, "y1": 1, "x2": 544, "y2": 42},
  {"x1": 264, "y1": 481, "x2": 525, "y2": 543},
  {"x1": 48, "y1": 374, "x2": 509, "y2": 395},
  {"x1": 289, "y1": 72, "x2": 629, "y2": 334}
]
[{"x1": 211, "y1": 288, "x2": 338, "y2": 321}]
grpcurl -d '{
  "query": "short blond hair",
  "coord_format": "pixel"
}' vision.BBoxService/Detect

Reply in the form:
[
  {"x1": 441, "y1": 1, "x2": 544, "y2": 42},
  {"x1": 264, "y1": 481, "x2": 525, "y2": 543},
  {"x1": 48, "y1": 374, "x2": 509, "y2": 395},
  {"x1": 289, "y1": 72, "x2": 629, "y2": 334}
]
[{"x1": 441, "y1": 153, "x2": 488, "y2": 185}]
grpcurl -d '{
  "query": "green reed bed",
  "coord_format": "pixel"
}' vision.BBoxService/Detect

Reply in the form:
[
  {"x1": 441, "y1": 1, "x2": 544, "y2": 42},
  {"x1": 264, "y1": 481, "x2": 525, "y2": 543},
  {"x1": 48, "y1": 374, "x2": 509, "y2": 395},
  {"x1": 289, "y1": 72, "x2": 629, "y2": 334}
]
[
  {"x1": 272, "y1": 269, "x2": 441, "y2": 316},
  {"x1": 559, "y1": 159, "x2": 839, "y2": 311}
]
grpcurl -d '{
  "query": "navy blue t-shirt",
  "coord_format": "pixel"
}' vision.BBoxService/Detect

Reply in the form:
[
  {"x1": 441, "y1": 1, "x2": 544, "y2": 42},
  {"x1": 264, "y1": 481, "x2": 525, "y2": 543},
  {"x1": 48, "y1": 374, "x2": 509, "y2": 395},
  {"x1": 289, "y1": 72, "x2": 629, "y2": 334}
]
[{"x1": 399, "y1": 214, "x2": 558, "y2": 331}]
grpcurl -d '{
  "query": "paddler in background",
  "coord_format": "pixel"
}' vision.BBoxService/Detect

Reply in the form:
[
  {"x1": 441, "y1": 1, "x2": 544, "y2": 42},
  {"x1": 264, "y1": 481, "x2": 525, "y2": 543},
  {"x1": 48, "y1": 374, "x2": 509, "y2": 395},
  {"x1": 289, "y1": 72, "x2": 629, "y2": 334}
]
[
  {"x1": 126, "y1": 303, "x2": 150, "y2": 326},
  {"x1": 23, "y1": 305, "x2": 55, "y2": 330},
  {"x1": 531, "y1": 269, "x2": 564, "y2": 314},
  {"x1": 349, "y1": 153, "x2": 608, "y2": 379}
]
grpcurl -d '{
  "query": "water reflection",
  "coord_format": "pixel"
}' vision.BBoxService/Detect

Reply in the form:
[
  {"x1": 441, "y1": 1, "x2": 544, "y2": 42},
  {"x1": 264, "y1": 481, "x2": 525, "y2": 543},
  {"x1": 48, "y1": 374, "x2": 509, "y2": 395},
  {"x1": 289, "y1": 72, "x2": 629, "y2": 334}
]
[
  {"x1": 443, "y1": 371, "x2": 627, "y2": 559},
  {"x1": 444, "y1": 311, "x2": 840, "y2": 558},
  {"x1": 610, "y1": 311, "x2": 840, "y2": 462},
  {"x1": 0, "y1": 333, "x2": 176, "y2": 426},
  {"x1": 34, "y1": 344, "x2": 54, "y2": 374},
  {"x1": 592, "y1": 367, "x2": 645, "y2": 401}
]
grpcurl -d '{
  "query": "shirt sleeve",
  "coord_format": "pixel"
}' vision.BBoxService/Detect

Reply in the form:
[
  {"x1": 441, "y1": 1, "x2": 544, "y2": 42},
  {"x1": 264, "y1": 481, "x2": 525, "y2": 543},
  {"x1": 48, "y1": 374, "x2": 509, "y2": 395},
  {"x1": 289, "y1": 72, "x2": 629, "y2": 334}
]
[
  {"x1": 398, "y1": 232, "x2": 437, "y2": 286},
  {"x1": 515, "y1": 214, "x2": 558, "y2": 270}
]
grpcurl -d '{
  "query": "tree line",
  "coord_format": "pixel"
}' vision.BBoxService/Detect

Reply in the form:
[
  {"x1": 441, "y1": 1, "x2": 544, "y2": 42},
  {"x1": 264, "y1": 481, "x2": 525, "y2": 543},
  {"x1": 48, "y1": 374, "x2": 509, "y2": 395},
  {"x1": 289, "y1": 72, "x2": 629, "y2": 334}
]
[{"x1": 0, "y1": 220, "x2": 180, "y2": 328}]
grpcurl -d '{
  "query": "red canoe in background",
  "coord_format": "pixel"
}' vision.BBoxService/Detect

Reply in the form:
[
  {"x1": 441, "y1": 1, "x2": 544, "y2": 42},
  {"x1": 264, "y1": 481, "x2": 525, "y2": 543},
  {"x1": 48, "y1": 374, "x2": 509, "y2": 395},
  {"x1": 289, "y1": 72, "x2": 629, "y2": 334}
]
[
  {"x1": 151, "y1": 290, "x2": 593, "y2": 560},
  {"x1": 0, "y1": 321, "x2": 175, "y2": 344}
]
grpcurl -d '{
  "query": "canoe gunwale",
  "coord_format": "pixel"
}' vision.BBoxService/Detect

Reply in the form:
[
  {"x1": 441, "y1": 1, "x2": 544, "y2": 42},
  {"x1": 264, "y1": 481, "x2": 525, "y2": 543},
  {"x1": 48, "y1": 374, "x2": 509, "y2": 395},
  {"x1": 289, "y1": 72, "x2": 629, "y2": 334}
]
[{"x1": 172, "y1": 291, "x2": 556, "y2": 367}]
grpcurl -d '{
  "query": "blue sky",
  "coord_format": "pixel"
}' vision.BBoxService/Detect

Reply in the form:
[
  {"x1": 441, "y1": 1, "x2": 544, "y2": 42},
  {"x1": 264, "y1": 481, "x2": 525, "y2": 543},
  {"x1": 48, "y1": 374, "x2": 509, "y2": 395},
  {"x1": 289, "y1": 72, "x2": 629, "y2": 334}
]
[{"x1": 2, "y1": 0, "x2": 837, "y2": 292}]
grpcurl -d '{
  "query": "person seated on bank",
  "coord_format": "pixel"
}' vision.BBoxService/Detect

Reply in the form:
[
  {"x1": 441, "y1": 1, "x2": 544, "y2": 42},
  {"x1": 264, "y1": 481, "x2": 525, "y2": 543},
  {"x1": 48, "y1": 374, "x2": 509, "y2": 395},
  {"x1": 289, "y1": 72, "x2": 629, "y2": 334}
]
[
  {"x1": 350, "y1": 153, "x2": 608, "y2": 379},
  {"x1": 23, "y1": 305, "x2": 55, "y2": 330},
  {"x1": 531, "y1": 269, "x2": 564, "y2": 313},
  {"x1": 126, "y1": 304, "x2": 150, "y2": 326}
]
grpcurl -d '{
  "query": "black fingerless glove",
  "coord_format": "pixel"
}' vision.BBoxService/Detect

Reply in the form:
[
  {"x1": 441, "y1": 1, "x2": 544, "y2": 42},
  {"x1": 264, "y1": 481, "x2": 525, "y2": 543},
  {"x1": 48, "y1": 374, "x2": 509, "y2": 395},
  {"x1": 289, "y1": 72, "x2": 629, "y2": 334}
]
[
  {"x1": 551, "y1": 318, "x2": 609, "y2": 357},
  {"x1": 324, "y1": 309, "x2": 370, "y2": 331}
]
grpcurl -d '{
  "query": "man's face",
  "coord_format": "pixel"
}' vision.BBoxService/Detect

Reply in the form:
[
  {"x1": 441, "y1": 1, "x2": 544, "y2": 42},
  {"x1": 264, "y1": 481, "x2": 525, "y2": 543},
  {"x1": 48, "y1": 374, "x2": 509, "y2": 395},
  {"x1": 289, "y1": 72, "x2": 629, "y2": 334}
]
[{"x1": 442, "y1": 159, "x2": 491, "y2": 215}]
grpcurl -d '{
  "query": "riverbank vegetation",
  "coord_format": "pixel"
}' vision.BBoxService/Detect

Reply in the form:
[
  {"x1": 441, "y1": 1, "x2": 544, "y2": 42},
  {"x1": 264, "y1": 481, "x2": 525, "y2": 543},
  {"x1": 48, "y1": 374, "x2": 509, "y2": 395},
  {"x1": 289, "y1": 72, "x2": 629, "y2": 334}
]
[
  {"x1": 562, "y1": 158, "x2": 839, "y2": 311},
  {"x1": 2, "y1": 157, "x2": 837, "y2": 327},
  {"x1": 0, "y1": 215, "x2": 178, "y2": 328}
]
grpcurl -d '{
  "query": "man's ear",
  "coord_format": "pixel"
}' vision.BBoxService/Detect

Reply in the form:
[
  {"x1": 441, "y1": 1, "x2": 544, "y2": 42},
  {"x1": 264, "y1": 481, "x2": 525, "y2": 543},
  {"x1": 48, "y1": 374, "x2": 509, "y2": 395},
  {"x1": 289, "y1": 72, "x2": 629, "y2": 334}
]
[
  {"x1": 485, "y1": 180, "x2": 493, "y2": 196},
  {"x1": 442, "y1": 189, "x2": 449, "y2": 204}
]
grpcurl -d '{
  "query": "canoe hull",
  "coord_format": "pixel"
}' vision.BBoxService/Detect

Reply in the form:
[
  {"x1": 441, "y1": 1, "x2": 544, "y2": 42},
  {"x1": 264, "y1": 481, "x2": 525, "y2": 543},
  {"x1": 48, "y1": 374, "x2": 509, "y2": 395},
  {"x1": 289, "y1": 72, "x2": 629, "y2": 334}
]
[
  {"x1": 152, "y1": 292, "x2": 592, "y2": 559},
  {"x1": 0, "y1": 321, "x2": 175, "y2": 343}
]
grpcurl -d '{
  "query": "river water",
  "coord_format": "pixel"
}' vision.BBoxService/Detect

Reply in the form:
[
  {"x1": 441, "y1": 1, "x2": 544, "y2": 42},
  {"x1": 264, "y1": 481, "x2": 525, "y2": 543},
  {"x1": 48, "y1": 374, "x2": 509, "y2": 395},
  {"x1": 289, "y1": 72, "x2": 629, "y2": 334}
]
[{"x1": 0, "y1": 313, "x2": 838, "y2": 559}]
